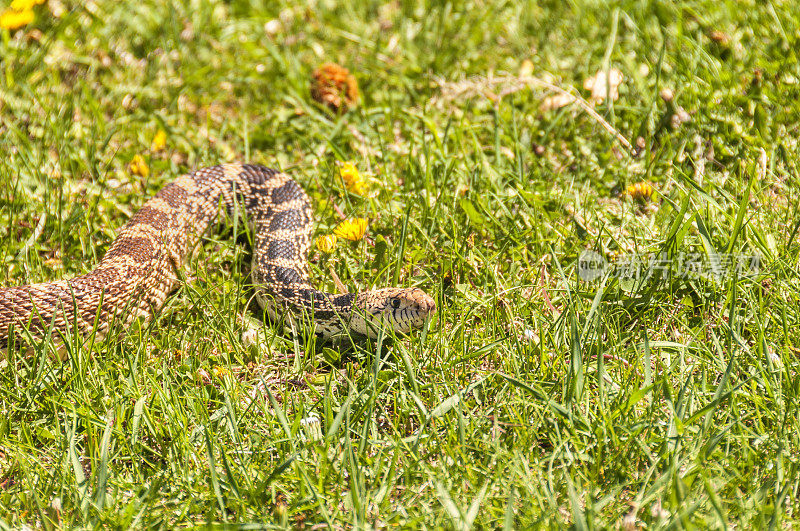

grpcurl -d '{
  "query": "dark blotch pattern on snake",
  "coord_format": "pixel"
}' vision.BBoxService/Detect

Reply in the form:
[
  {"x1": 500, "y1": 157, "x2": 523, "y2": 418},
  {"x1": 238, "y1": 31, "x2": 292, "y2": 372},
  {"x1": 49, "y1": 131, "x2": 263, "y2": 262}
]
[{"x1": 0, "y1": 164, "x2": 436, "y2": 352}]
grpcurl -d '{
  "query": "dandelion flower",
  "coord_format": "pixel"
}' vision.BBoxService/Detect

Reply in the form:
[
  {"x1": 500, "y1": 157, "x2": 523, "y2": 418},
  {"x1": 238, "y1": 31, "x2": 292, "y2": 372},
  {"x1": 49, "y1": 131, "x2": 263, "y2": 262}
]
[
  {"x1": 10, "y1": 0, "x2": 45, "y2": 10},
  {"x1": 339, "y1": 161, "x2": 368, "y2": 196},
  {"x1": 150, "y1": 129, "x2": 167, "y2": 152},
  {"x1": 0, "y1": 7, "x2": 34, "y2": 30},
  {"x1": 334, "y1": 218, "x2": 368, "y2": 241},
  {"x1": 128, "y1": 154, "x2": 149, "y2": 177},
  {"x1": 212, "y1": 366, "x2": 228, "y2": 378},
  {"x1": 625, "y1": 181, "x2": 653, "y2": 202},
  {"x1": 310, "y1": 63, "x2": 359, "y2": 113},
  {"x1": 316, "y1": 234, "x2": 337, "y2": 253}
]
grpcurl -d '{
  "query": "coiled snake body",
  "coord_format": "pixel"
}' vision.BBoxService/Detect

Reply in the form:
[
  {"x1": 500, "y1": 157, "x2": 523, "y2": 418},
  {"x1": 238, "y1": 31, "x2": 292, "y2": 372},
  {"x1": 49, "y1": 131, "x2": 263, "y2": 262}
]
[{"x1": 0, "y1": 164, "x2": 436, "y2": 351}]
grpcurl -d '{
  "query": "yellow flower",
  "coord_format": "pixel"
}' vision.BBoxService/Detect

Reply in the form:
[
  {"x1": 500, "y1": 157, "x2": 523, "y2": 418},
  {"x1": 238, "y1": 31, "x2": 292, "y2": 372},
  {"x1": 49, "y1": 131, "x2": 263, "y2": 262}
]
[
  {"x1": 10, "y1": 0, "x2": 45, "y2": 10},
  {"x1": 339, "y1": 161, "x2": 368, "y2": 196},
  {"x1": 128, "y1": 154, "x2": 149, "y2": 177},
  {"x1": 0, "y1": 7, "x2": 34, "y2": 29},
  {"x1": 339, "y1": 161, "x2": 358, "y2": 182},
  {"x1": 334, "y1": 218, "x2": 368, "y2": 241},
  {"x1": 150, "y1": 129, "x2": 167, "y2": 152},
  {"x1": 625, "y1": 181, "x2": 653, "y2": 202},
  {"x1": 519, "y1": 58, "x2": 534, "y2": 77},
  {"x1": 316, "y1": 234, "x2": 337, "y2": 253},
  {"x1": 212, "y1": 366, "x2": 228, "y2": 378}
]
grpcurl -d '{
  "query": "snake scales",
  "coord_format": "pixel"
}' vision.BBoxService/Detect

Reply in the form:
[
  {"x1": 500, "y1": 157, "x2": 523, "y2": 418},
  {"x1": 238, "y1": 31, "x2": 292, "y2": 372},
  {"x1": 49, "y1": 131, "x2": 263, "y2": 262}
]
[{"x1": 0, "y1": 163, "x2": 436, "y2": 352}]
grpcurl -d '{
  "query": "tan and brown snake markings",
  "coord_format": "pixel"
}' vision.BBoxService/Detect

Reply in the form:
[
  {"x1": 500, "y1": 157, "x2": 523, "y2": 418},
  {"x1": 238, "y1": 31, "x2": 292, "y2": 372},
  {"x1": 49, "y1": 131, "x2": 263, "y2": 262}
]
[{"x1": 0, "y1": 163, "x2": 436, "y2": 352}]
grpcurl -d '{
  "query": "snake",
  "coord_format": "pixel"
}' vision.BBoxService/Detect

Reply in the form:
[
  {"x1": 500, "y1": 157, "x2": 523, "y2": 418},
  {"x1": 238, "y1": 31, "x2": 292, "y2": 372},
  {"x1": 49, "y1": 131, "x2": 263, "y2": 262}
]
[{"x1": 0, "y1": 163, "x2": 436, "y2": 352}]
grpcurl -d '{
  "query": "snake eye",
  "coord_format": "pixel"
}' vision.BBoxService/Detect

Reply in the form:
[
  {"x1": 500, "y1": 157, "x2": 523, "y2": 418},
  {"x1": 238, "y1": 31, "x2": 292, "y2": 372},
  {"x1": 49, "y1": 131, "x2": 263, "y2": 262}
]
[{"x1": 390, "y1": 298, "x2": 401, "y2": 310}]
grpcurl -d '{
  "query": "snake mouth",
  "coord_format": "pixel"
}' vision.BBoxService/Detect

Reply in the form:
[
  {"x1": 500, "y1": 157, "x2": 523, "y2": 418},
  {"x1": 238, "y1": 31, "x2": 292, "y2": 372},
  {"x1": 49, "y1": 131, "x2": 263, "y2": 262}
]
[
  {"x1": 391, "y1": 291, "x2": 436, "y2": 334},
  {"x1": 351, "y1": 287, "x2": 436, "y2": 337},
  {"x1": 402, "y1": 288, "x2": 437, "y2": 313}
]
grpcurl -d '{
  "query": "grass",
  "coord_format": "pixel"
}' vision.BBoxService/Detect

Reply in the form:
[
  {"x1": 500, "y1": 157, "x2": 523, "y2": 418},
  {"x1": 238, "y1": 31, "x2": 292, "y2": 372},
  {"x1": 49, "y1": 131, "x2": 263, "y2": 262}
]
[{"x1": 1, "y1": 0, "x2": 800, "y2": 527}]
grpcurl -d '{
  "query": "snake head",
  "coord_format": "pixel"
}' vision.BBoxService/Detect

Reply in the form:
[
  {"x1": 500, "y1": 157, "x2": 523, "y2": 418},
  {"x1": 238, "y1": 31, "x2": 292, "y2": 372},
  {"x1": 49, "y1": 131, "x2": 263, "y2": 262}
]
[{"x1": 352, "y1": 287, "x2": 436, "y2": 338}]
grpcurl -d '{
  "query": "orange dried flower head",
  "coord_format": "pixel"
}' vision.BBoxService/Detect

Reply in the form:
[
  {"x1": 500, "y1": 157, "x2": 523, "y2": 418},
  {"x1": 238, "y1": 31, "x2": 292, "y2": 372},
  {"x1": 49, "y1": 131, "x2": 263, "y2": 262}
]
[{"x1": 310, "y1": 63, "x2": 359, "y2": 113}]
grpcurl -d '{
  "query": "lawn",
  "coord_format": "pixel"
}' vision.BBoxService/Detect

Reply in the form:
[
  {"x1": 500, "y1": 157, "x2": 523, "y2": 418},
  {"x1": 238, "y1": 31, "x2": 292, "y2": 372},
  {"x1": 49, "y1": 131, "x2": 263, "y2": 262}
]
[{"x1": 1, "y1": 0, "x2": 800, "y2": 527}]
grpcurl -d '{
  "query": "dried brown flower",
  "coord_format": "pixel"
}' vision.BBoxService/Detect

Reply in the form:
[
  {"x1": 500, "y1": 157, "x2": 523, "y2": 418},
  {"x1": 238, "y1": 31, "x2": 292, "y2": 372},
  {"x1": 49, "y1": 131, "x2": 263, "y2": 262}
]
[{"x1": 310, "y1": 63, "x2": 359, "y2": 112}]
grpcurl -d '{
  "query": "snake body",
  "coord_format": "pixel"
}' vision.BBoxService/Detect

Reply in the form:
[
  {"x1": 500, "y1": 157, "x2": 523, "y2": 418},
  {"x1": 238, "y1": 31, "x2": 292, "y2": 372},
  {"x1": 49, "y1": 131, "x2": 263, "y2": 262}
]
[{"x1": 0, "y1": 163, "x2": 435, "y2": 351}]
